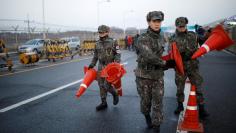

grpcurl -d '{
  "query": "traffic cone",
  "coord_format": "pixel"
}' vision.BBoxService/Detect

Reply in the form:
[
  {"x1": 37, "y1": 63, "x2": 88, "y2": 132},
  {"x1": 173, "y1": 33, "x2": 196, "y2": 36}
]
[
  {"x1": 76, "y1": 66, "x2": 97, "y2": 98},
  {"x1": 100, "y1": 62, "x2": 126, "y2": 96},
  {"x1": 162, "y1": 42, "x2": 184, "y2": 75},
  {"x1": 192, "y1": 24, "x2": 234, "y2": 59},
  {"x1": 178, "y1": 85, "x2": 204, "y2": 132},
  {"x1": 112, "y1": 79, "x2": 123, "y2": 96},
  {"x1": 161, "y1": 52, "x2": 172, "y2": 61}
]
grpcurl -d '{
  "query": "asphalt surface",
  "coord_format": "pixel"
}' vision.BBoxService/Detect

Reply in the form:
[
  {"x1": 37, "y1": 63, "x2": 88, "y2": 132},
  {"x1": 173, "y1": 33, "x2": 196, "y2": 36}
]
[{"x1": 0, "y1": 50, "x2": 236, "y2": 133}]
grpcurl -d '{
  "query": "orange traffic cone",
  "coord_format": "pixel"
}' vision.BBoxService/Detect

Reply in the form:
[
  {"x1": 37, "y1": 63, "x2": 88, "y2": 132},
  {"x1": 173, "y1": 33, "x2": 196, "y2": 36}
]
[
  {"x1": 100, "y1": 62, "x2": 126, "y2": 96},
  {"x1": 76, "y1": 66, "x2": 97, "y2": 98},
  {"x1": 162, "y1": 42, "x2": 185, "y2": 75},
  {"x1": 192, "y1": 24, "x2": 234, "y2": 59},
  {"x1": 178, "y1": 85, "x2": 204, "y2": 132},
  {"x1": 161, "y1": 51, "x2": 172, "y2": 61}
]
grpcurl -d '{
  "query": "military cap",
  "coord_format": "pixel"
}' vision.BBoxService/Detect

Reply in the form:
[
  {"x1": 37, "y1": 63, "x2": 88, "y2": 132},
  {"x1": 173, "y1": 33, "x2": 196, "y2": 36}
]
[
  {"x1": 146, "y1": 11, "x2": 164, "y2": 22},
  {"x1": 175, "y1": 17, "x2": 188, "y2": 27},
  {"x1": 98, "y1": 25, "x2": 110, "y2": 33}
]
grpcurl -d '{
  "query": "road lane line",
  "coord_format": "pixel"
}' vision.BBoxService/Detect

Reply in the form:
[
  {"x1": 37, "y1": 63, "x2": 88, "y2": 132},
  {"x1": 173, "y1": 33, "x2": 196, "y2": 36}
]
[
  {"x1": 176, "y1": 79, "x2": 191, "y2": 133},
  {"x1": 0, "y1": 57, "x2": 92, "y2": 77},
  {"x1": 223, "y1": 50, "x2": 236, "y2": 56},
  {"x1": 0, "y1": 79, "x2": 83, "y2": 113},
  {"x1": 0, "y1": 61, "x2": 129, "y2": 113}
]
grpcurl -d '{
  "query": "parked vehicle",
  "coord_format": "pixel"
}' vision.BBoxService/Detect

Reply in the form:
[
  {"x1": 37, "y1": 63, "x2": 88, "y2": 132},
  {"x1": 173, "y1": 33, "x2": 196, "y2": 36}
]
[
  {"x1": 62, "y1": 37, "x2": 80, "y2": 50},
  {"x1": 18, "y1": 39, "x2": 44, "y2": 54}
]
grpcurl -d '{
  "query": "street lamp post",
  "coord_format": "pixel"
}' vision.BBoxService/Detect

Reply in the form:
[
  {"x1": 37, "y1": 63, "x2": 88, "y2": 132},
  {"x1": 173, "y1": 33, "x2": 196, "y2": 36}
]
[
  {"x1": 42, "y1": 0, "x2": 46, "y2": 39},
  {"x1": 97, "y1": 0, "x2": 110, "y2": 27}
]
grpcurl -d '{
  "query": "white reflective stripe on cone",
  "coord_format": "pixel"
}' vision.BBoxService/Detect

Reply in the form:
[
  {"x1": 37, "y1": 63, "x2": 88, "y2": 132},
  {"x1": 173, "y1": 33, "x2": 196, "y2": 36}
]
[
  {"x1": 202, "y1": 44, "x2": 210, "y2": 52},
  {"x1": 190, "y1": 91, "x2": 196, "y2": 95},
  {"x1": 80, "y1": 83, "x2": 88, "y2": 89},
  {"x1": 187, "y1": 106, "x2": 197, "y2": 110},
  {"x1": 117, "y1": 88, "x2": 122, "y2": 90}
]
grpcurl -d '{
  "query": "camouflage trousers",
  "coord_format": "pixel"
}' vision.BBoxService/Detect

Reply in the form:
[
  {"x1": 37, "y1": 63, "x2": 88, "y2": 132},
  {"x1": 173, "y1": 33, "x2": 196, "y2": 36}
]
[
  {"x1": 97, "y1": 71, "x2": 117, "y2": 102},
  {"x1": 175, "y1": 68, "x2": 204, "y2": 104},
  {"x1": 136, "y1": 77, "x2": 164, "y2": 127}
]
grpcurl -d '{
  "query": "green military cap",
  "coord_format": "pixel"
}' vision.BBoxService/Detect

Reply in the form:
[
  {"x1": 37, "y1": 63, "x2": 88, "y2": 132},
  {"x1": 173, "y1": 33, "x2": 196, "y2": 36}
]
[
  {"x1": 146, "y1": 11, "x2": 164, "y2": 22},
  {"x1": 175, "y1": 17, "x2": 188, "y2": 27},
  {"x1": 98, "y1": 25, "x2": 110, "y2": 33}
]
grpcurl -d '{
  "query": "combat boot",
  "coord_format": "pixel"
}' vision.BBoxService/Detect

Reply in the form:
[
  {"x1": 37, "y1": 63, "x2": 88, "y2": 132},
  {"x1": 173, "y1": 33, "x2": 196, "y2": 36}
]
[
  {"x1": 144, "y1": 114, "x2": 153, "y2": 129},
  {"x1": 112, "y1": 92, "x2": 119, "y2": 105},
  {"x1": 198, "y1": 104, "x2": 209, "y2": 119},
  {"x1": 96, "y1": 100, "x2": 108, "y2": 111},
  {"x1": 152, "y1": 125, "x2": 160, "y2": 132},
  {"x1": 174, "y1": 102, "x2": 184, "y2": 114}
]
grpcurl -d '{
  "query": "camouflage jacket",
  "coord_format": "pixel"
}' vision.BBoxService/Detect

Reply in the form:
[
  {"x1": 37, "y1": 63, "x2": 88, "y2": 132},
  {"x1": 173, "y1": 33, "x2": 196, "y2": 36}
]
[
  {"x1": 90, "y1": 36, "x2": 121, "y2": 70},
  {"x1": 134, "y1": 28, "x2": 165, "y2": 80},
  {"x1": 170, "y1": 30, "x2": 199, "y2": 70}
]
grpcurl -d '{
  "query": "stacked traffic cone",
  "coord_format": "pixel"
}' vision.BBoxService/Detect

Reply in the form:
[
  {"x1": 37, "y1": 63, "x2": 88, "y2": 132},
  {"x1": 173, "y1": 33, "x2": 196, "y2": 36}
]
[
  {"x1": 76, "y1": 66, "x2": 97, "y2": 98},
  {"x1": 162, "y1": 42, "x2": 185, "y2": 75},
  {"x1": 100, "y1": 62, "x2": 126, "y2": 96},
  {"x1": 178, "y1": 85, "x2": 204, "y2": 132},
  {"x1": 192, "y1": 24, "x2": 234, "y2": 59}
]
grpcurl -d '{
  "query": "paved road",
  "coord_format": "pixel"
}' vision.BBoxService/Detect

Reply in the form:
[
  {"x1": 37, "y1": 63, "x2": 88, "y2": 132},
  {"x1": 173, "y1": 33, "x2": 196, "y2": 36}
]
[{"x1": 0, "y1": 50, "x2": 236, "y2": 133}]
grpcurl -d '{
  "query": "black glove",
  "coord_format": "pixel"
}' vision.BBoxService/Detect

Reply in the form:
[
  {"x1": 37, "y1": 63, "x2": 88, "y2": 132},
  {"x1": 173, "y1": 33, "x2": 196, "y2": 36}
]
[
  {"x1": 163, "y1": 60, "x2": 176, "y2": 70},
  {"x1": 88, "y1": 64, "x2": 94, "y2": 69},
  {"x1": 166, "y1": 60, "x2": 176, "y2": 68}
]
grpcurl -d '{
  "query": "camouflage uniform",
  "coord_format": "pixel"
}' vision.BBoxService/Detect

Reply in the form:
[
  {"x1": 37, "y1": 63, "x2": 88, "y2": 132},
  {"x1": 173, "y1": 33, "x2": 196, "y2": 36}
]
[
  {"x1": 134, "y1": 11, "x2": 166, "y2": 128},
  {"x1": 170, "y1": 17, "x2": 204, "y2": 104},
  {"x1": 89, "y1": 25, "x2": 121, "y2": 106}
]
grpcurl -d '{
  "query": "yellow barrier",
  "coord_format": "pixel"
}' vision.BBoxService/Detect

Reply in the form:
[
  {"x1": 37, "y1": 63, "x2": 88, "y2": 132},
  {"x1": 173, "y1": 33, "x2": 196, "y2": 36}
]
[
  {"x1": 42, "y1": 39, "x2": 71, "y2": 62},
  {"x1": 19, "y1": 52, "x2": 39, "y2": 64}
]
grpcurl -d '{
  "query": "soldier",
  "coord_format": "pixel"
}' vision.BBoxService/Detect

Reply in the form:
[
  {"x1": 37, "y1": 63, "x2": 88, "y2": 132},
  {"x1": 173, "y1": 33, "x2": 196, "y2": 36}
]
[
  {"x1": 134, "y1": 11, "x2": 167, "y2": 132},
  {"x1": 88, "y1": 25, "x2": 120, "y2": 111},
  {"x1": 170, "y1": 17, "x2": 209, "y2": 119}
]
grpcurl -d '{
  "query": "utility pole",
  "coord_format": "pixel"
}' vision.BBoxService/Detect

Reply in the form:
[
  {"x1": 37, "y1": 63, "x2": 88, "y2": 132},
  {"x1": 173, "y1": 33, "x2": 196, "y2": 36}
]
[
  {"x1": 97, "y1": 0, "x2": 110, "y2": 26},
  {"x1": 11, "y1": 25, "x2": 19, "y2": 47},
  {"x1": 42, "y1": 0, "x2": 46, "y2": 39},
  {"x1": 27, "y1": 14, "x2": 31, "y2": 39}
]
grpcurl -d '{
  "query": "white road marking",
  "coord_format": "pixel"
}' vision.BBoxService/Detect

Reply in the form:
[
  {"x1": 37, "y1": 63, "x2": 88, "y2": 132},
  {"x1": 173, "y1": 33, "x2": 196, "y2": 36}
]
[
  {"x1": 0, "y1": 61, "x2": 129, "y2": 113},
  {"x1": 176, "y1": 79, "x2": 191, "y2": 133},
  {"x1": 0, "y1": 79, "x2": 83, "y2": 113},
  {"x1": 0, "y1": 57, "x2": 92, "y2": 77},
  {"x1": 223, "y1": 49, "x2": 236, "y2": 56}
]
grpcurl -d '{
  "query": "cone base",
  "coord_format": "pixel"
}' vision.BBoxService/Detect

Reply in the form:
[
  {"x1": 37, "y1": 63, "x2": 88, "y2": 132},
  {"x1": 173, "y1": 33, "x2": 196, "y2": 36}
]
[{"x1": 178, "y1": 121, "x2": 204, "y2": 133}]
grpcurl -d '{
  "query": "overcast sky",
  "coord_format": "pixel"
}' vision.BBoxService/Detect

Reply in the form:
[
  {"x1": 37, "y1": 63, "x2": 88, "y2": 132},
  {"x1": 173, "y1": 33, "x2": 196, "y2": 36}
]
[{"x1": 1, "y1": 0, "x2": 236, "y2": 31}]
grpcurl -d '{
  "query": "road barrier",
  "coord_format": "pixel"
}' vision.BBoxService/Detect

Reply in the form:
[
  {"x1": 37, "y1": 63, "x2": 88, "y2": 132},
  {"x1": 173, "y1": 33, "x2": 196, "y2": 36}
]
[
  {"x1": 0, "y1": 39, "x2": 13, "y2": 71},
  {"x1": 42, "y1": 39, "x2": 71, "y2": 62},
  {"x1": 19, "y1": 52, "x2": 39, "y2": 64}
]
